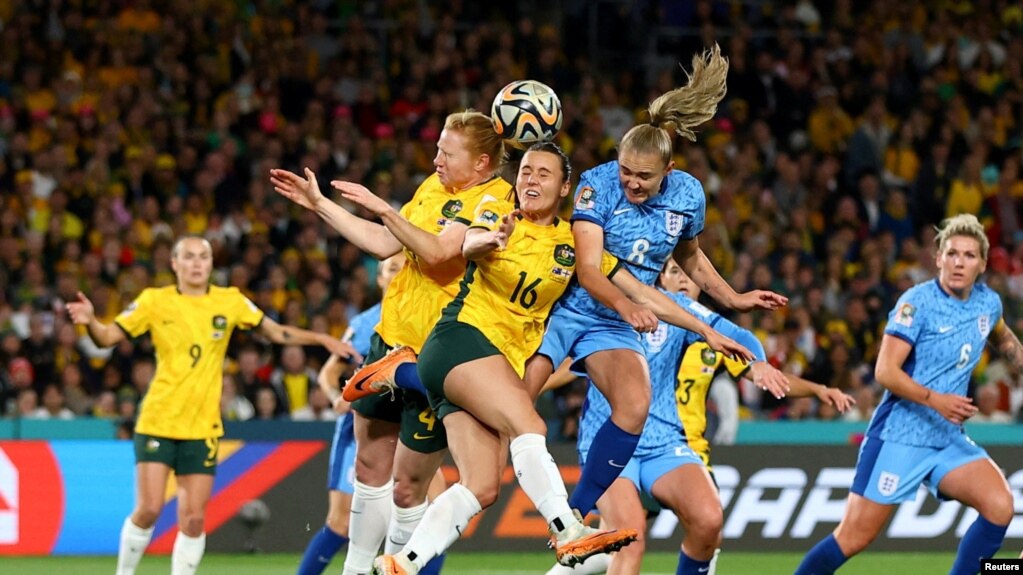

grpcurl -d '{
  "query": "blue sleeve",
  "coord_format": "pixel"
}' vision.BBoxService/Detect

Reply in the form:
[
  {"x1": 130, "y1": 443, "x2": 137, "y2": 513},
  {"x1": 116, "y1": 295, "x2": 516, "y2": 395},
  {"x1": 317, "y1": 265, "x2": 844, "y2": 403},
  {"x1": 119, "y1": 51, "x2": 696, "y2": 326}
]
[
  {"x1": 710, "y1": 317, "x2": 767, "y2": 363},
  {"x1": 884, "y1": 288, "x2": 924, "y2": 345},
  {"x1": 570, "y1": 165, "x2": 615, "y2": 228}
]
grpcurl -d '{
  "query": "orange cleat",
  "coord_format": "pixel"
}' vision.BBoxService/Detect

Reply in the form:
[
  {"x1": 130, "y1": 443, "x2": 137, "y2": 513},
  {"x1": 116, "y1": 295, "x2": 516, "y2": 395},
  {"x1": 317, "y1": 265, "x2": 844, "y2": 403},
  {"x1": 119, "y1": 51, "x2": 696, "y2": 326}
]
[
  {"x1": 371, "y1": 554, "x2": 417, "y2": 575},
  {"x1": 343, "y1": 346, "x2": 417, "y2": 402},
  {"x1": 552, "y1": 526, "x2": 639, "y2": 567}
]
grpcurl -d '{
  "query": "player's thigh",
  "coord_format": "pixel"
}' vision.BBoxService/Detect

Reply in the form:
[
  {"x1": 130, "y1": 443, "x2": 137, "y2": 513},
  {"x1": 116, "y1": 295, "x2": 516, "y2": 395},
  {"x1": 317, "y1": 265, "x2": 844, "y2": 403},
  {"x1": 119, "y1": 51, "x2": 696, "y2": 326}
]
[
  {"x1": 134, "y1": 462, "x2": 173, "y2": 514},
  {"x1": 652, "y1": 463, "x2": 721, "y2": 529},
  {"x1": 176, "y1": 473, "x2": 215, "y2": 516},
  {"x1": 596, "y1": 478, "x2": 647, "y2": 533},
  {"x1": 583, "y1": 349, "x2": 651, "y2": 424},
  {"x1": 938, "y1": 457, "x2": 1013, "y2": 523},
  {"x1": 443, "y1": 411, "x2": 503, "y2": 506}
]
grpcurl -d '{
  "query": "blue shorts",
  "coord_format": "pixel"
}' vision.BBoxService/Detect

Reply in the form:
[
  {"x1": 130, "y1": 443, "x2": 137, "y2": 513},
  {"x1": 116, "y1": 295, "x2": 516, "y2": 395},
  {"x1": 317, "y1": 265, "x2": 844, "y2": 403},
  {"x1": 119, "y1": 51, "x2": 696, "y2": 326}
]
[
  {"x1": 538, "y1": 305, "x2": 644, "y2": 374},
  {"x1": 327, "y1": 413, "x2": 357, "y2": 494},
  {"x1": 851, "y1": 434, "x2": 988, "y2": 504},
  {"x1": 579, "y1": 443, "x2": 703, "y2": 505}
]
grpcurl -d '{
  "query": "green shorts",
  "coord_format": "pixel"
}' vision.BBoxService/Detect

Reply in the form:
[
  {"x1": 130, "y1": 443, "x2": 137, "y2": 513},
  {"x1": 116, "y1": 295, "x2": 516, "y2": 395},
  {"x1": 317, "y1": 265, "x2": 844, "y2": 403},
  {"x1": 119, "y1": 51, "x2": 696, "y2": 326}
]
[
  {"x1": 351, "y1": 332, "x2": 448, "y2": 454},
  {"x1": 134, "y1": 433, "x2": 219, "y2": 475},
  {"x1": 418, "y1": 320, "x2": 502, "y2": 420}
]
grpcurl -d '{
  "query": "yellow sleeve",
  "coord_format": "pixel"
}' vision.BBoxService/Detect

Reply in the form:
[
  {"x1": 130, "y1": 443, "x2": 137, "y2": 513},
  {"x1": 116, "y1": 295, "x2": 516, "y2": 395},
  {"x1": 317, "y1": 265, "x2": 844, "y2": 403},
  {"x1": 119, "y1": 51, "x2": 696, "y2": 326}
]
[
  {"x1": 114, "y1": 289, "x2": 152, "y2": 338},
  {"x1": 601, "y1": 250, "x2": 622, "y2": 278},
  {"x1": 723, "y1": 354, "x2": 751, "y2": 379},
  {"x1": 469, "y1": 197, "x2": 505, "y2": 231},
  {"x1": 233, "y1": 292, "x2": 265, "y2": 330}
]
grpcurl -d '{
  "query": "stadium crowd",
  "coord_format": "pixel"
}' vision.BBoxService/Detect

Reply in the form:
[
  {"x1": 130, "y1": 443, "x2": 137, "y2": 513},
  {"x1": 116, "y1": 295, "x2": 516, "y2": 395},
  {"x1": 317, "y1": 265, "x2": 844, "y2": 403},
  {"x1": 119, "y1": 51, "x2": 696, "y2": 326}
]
[{"x1": 0, "y1": 0, "x2": 1022, "y2": 439}]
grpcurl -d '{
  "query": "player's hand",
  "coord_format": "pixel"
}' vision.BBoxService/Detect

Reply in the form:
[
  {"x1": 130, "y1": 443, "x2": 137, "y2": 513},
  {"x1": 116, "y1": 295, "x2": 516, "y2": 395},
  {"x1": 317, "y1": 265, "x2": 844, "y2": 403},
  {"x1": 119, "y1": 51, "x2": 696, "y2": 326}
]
[
  {"x1": 497, "y1": 210, "x2": 519, "y2": 244},
  {"x1": 270, "y1": 167, "x2": 326, "y2": 210},
  {"x1": 927, "y1": 391, "x2": 977, "y2": 425},
  {"x1": 65, "y1": 291, "x2": 96, "y2": 325},
  {"x1": 331, "y1": 395, "x2": 351, "y2": 415},
  {"x1": 615, "y1": 300, "x2": 658, "y2": 333},
  {"x1": 732, "y1": 290, "x2": 788, "y2": 312},
  {"x1": 332, "y1": 181, "x2": 391, "y2": 217},
  {"x1": 703, "y1": 330, "x2": 755, "y2": 363},
  {"x1": 322, "y1": 338, "x2": 363, "y2": 364},
  {"x1": 749, "y1": 361, "x2": 791, "y2": 399},
  {"x1": 816, "y1": 386, "x2": 856, "y2": 413}
]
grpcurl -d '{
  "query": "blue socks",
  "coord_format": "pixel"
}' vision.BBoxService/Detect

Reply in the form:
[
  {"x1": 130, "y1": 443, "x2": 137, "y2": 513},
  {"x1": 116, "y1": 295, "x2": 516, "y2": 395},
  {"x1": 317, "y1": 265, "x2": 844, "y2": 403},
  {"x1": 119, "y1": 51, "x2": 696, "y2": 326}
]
[
  {"x1": 568, "y1": 419, "x2": 639, "y2": 515},
  {"x1": 420, "y1": 553, "x2": 447, "y2": 575},
  {"x1": 297, "y1": 525, "x2": 348, "y2": 575},
  {"x1": 794, "y1": 534, "x2": 847, "y2": 575},
  {"x1": 950, "y1": 515, "x2": 1008, "y2": 575},
  {"x1": 676, "y1": 549, "x2": 711, "y2": 575},
  {"x1": 395, "y1": 363, "x2": 429, "y2": 395}
]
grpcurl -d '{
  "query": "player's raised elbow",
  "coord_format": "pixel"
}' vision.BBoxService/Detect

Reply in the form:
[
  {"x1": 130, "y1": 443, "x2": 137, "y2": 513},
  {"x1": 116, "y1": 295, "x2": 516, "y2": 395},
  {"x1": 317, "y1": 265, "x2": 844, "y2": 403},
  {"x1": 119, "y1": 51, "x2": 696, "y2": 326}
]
[{"x1": 873, "y1": 361, "x2": 898, "y2": 390}]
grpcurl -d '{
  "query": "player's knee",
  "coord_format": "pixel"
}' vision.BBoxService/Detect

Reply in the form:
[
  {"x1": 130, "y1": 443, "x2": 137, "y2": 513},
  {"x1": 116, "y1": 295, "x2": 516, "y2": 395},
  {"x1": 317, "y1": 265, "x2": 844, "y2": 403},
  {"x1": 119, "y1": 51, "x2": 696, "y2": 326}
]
[
  {"x1": 689, "y1": 507, "x2": 724, "y2": 543},
  {"x1": 835, "y1": 529, "x2": 875, "y2": 557},
  {"x1": 179, "y1": 513, "x2": 205, "y2": 537},
  {"x1": 392, "y1": 477, "x2": 430, "y2": 508},
  {"x1": 132, "y1": 508, "x2": 160, "y2": 529},
  {"x1": 612, "y1": 397, "x2": 650, "y2": 433},
  {"x1": 325, "y1": 512, "x2": 349, "y2": 536},
  {"x1": 464, "y1": 480, "x2": 500, "y2": 509},
  {"x1": 355, "y1": 454, "x2": 393, "y2": 485},
  {"x1": 980, "y1": 489, "x2": 1015, "y2": 526}
]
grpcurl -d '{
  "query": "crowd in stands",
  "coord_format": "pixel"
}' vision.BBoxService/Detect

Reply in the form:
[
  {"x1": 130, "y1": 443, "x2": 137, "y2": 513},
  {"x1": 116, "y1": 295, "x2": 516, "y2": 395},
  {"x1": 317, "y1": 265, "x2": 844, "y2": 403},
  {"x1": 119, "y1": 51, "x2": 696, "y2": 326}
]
[{"x1": 1, "y1": 0, "x2": 1022, "y2": 441}]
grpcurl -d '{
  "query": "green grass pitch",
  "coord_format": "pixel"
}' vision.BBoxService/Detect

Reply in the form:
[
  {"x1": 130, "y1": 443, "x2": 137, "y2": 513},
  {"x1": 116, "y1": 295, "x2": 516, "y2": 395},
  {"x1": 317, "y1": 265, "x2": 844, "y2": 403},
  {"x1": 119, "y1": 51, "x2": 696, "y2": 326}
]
[{"x1": 0, "y1": 551, "x2": 1010, "y2": 574}]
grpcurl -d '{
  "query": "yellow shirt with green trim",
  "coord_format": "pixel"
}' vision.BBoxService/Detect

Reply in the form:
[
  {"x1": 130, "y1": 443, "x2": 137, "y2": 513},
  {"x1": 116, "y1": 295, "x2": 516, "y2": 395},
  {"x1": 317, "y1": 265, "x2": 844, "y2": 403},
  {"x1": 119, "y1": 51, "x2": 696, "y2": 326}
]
[
  {"x1": 675, "y1": 342, "x2": 749, "y2": 465},
  {"x1": 115, "y1": 285, "x2": 264, "y2": 439},
  {"x1": 377, "y1": 173, "x2": 513, "y2": 353},
  {"x1": 441, "y1": 198, "x2": 620, "y2": 377}
]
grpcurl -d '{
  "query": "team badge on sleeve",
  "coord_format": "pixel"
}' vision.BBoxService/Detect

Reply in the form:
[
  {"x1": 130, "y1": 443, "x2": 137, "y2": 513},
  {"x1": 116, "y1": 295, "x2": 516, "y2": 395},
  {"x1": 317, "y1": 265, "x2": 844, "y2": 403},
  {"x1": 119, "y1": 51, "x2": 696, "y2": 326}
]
[
  {"x1": 978, "y1": 315, "x2": 991, "y2": 338},
  {"x1": 476, "y1": 210, "x2": 499, "y2": 225},
  {"x1": 575, "y1": 186, "x2": 595, "y2": 210},
  {"x1": 665, "y1": 212, "x2": 685, "y2": 237},
  {"x1": 553, "y1": 244, "x2": 576, "y2": 266},
  {"x1": 894, "y1": 303, "x2": 915, "y2": 327}
]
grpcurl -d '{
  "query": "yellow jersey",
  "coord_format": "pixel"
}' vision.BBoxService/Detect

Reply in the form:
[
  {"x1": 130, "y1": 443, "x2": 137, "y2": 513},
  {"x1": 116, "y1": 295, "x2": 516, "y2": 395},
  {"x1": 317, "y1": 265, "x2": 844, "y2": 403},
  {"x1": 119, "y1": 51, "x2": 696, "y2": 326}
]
[
  {"x1": 377, "y1": 173, "x2": 512, "y2": 353},
  {"x1": 675, "y1": 342, "x2": 749, "y2": 465},
  {"x1": 441, "y1": 199, "x2": 620, "y2": 377},
  {"x1": 115, "y1": 285, "x2": 264, "y2": 439}
]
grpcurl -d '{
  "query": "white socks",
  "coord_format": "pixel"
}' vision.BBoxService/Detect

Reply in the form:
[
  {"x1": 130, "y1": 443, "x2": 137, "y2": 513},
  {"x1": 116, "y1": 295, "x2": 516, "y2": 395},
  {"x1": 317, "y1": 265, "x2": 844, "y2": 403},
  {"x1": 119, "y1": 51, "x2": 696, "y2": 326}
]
[
  {"x1": 170, "y1": 532, "x2": 205, "y2": 575},
  {"x1": 544, "y1": 553, "x2": 612, "y2": 574},
  {"x1": 385, "y1": 499, "x2": 429, "y2": 554},
  {"x1": 401, "y1": 483, "x2": 481, "y2": 569},
  {"x1": 342, "y1": 478, "x2": 394, "y2": 575},
  {"x1": 510, "y1": 433, "x2": 576, "y2": 540},
  {"x1": 116, "y1": 518, "x2": 154, "y2": 575}
]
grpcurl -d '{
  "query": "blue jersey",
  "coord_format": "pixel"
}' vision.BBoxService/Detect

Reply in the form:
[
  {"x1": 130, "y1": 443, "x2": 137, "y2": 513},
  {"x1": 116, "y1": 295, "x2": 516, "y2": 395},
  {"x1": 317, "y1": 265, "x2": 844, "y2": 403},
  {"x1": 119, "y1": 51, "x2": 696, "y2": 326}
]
[
  {"x1": 343, "y1": 303, "x2": 382, "y2": 360},
  {"x1": 557, "y1": 161, "x2": 706, "y2": 324},
  {"x1": 578, "y1": 291, "x2": 758, "y2": 457},
  {"x1": 868, "y1": 279, "x2": 1002, "y2": 448}
]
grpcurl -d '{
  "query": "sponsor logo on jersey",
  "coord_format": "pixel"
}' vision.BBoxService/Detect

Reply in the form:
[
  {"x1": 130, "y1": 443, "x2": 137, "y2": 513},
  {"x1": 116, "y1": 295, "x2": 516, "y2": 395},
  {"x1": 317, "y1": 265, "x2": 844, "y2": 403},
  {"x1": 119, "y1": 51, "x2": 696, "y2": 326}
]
[
  {"x1": 895, "y1": 303, "x2": 915, "y2": 327},
  {"x1": 665, "y1": 212, "x2": 685, "y2": 236},
  {"x1": 441, "y1": 199, "x2": 464, "y2": 219},
  {"x1": 553, "y1": 244, "x2": 576, "y2": 266},
  {"x1": 575, "y1": 186, "x2": 595, "y2": 210}
]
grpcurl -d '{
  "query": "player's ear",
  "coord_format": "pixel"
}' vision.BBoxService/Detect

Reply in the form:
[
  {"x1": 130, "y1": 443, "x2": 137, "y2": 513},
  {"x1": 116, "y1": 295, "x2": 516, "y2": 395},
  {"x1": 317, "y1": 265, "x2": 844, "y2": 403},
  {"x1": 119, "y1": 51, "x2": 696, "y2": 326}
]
[
  {"x1": 665, "y1": 159, "x2": 675, "y2": 174},
  {"x1": 559, "y1": 180, "x2": 571, "y2": 198}
]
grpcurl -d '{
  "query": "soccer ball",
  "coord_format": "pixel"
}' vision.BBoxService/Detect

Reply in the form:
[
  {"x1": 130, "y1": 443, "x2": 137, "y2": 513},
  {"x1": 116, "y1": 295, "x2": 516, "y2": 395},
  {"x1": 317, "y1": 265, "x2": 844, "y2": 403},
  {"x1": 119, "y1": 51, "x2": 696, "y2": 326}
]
[{"x1": 490, "y1": 80, "x2": 563, "y2": 149}]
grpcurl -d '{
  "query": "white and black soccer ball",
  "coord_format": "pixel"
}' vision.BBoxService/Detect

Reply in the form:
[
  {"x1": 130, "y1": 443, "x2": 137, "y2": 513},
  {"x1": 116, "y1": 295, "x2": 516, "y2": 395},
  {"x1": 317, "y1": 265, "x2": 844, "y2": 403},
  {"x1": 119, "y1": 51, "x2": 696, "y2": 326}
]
[{"x1": 490, "y1": 80, "x2": 563, "y2": 149}]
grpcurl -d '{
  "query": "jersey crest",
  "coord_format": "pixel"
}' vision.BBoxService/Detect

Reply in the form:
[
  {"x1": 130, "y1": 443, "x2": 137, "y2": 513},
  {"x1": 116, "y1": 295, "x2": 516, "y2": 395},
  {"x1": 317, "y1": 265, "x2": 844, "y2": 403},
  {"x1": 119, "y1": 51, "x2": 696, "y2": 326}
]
[
  {"x1": 554, "y1": 244, "x2": 576, "y2": 266},
  {"x1": 978, "y1": 314, "x2": 990, "y2": 338},
  {"x1": 665, "y1": 212, "x2": 685, "y2": 237},
  {"x1": 212, "y1": 314, "x2": 227, "y2": 340},
  {"x1": 441, "y1": 199, "x2": 464, "y2": 219},
  {"x1": 700, "y1": 347, "x2": 717, "y2": 366}
]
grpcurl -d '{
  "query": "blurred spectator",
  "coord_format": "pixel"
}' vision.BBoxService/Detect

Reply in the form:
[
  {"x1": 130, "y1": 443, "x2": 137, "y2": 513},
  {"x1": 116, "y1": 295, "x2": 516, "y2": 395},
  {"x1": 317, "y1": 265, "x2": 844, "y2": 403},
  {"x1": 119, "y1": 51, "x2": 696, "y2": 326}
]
[
  {"x1": 973, "y1": 384, "x2": 1014, "y2": 423},
  {"x1": 221, "y1": 374, "x2": 255, "y2": 422},
  {"x1": 269, "y1": 345, "x2": 317, "y2": 416},
  {"x1": 31, "y1": 383, "x2": 74, "y2": 420},
  {"x1": 291, "y1": 387, "x2": 339, "y2": 422}
]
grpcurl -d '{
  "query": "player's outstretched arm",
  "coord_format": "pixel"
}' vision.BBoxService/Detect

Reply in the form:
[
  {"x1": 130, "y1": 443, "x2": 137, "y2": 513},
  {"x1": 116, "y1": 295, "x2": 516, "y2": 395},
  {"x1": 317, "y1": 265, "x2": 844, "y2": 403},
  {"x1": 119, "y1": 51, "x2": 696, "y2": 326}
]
[
  {"x1": 672, "y1": 238, "x2": 787, "y2": 312},
  {"x1": 610, "y1": 268, "x2": 754, "y2": 362},
  {"x1": 990, "y1": 319, "x2": 1023, "y2": 372},
  {"x1": 335, "y1": 180, "x2": 469, "y2": 266},
  {"x1": 318, "y1": 354, "x2": 351, "y2": 415},
  {"x1": 573, "y1": 220, "x2": 658, "y2": 333},
  {"x1": 269, "y1": 167, "x2": 403, "y2": 259},
  {"x1": 65, "y1": 291, "x2": 126, "y2": 348},
  {"x1": 258, "y1": 317, "x2": 363, "y2": 363},
  {"x1": 876, "y1": 334, "x2": 977, "y2": 425},
  {"x1": 785, "y1": 374, "x2": 856, "y2": 413}
]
